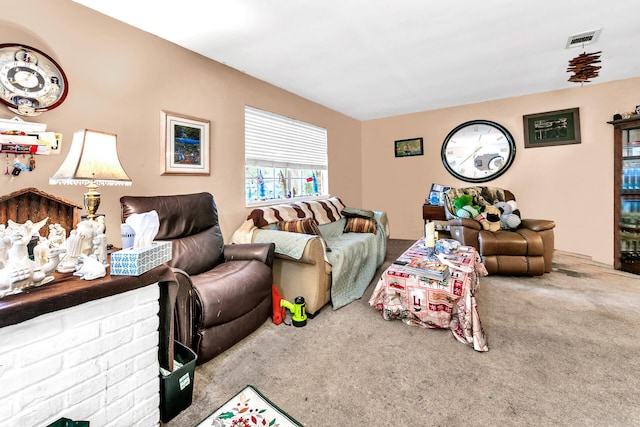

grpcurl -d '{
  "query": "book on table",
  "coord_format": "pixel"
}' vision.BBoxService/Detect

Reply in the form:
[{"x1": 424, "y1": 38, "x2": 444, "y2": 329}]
[{"x1": 398, "y1": 257, "x2": 450, "y2": 281}]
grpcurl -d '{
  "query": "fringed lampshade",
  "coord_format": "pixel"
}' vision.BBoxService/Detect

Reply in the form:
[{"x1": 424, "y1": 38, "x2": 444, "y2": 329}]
[{"x1": 49, "y1": 129, "x2": 131, "y2": 220}]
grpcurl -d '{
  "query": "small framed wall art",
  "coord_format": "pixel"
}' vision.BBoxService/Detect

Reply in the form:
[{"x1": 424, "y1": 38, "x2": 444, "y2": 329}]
[
  {"x1": 523, "y1": 108, "x2": 581, "y2": 148},
  {"x1": 394, "y1": 137, "x2": 423, "y2": 157},
  {"x1": 161, "y1": 110, "x2": 210, "y2": 175}
]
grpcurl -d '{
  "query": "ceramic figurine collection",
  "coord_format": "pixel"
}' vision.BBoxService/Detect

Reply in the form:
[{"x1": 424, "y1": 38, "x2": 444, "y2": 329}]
[{"x1": 0, "y1": 216, "x2": 108, "y2": 297}]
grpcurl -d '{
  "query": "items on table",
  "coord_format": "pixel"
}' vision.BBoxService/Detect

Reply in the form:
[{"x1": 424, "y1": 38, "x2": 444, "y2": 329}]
[{"x1": 369, "y1": 239, "x2": 488, "y2": 352}]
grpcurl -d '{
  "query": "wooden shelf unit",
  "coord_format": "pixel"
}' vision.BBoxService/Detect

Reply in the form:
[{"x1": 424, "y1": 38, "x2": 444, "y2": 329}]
[{"x1": 608, "y1": 116, "x2": 640, "y2": 274}]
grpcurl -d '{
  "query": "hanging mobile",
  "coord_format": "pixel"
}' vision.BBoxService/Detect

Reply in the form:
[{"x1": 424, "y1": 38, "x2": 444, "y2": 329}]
[{"x1": 29, "y1": 154, "x2": 36, "y2": 171}]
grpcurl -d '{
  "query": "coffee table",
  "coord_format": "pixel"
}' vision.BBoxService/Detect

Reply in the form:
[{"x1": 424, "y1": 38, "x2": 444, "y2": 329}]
[{"x1": 368, "y1": 238, "x2": 489, "y2": 351}]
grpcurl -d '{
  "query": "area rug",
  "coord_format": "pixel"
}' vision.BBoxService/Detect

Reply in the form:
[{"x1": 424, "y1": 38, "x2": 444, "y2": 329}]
[{"x1": 195, "y1": 385, "x2": 303, "y2": 427}]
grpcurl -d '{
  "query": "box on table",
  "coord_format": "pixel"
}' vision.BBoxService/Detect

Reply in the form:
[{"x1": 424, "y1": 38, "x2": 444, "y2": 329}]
[{"x1": 110, "y1": 241, "x2": 172, "y2": 276}]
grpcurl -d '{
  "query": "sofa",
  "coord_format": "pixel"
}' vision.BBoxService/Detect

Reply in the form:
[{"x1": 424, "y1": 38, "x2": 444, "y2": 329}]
[
  {"x1": 443, "y1": 186, "x2": 555, "y2": 276},
  {"x1": 231, "y1": 197, "x2": 389, "y2": 316},
  {"x1": 121, "y1": 192, "x2": 275, "y2": 365}
]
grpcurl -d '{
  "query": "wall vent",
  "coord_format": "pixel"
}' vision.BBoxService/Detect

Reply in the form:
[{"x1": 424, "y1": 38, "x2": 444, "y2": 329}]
[{"x1": 566, "y1": 29, "x2": 602, "y2": 48}]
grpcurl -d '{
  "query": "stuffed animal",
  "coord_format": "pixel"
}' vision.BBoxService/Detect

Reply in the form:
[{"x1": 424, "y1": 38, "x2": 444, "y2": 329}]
[
  {"x1": 477, "y1": 205, "x2": 501, "y2": 231},
  {"x1": 452, "y1": 194, "x2": 480, "y2": 218},
  {"x1": 495, "y1": 200, "x2": 522, "y2": 230}
]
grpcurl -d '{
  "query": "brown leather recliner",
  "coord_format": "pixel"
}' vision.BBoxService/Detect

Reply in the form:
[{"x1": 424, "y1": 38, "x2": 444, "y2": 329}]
[
  {"x1": 443, "y1": 186, "x2": 555, "y2": 276},
  {"x1": 120, "y1": 192, "x2": 275, "y2": 365}
]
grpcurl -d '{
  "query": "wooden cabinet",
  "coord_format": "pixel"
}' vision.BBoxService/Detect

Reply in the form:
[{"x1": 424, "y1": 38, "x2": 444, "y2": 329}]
[
  {"x1": 609, "y1": 117, "x2": 640, "y2": 274},
  {"x1": 422, "y1": 203, "x2": 447, "y2": 223},
  {"x1": 422, "y1": 203, "x2": 450, "y2": 238}
]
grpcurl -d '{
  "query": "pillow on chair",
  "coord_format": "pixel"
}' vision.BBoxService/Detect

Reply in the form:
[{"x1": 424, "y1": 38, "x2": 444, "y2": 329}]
[
  {"x1": 277, "y1": 218, "x2": 322, "y2": 235},
  {"x1": 277, "y1": 218, "x2": 331, "y2": 251},
  {"x1": 344, "y1": 217, "x2": 377, "y2": 234}
]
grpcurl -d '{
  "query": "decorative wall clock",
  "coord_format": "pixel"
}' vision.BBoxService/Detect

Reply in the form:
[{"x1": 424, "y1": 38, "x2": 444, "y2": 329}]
[
  {"x1": 0, "y1": 43, "x2": 68, "y2": 116},
  {"x1": 441, "y1": 120, "x2": 516, "y2": 183}
]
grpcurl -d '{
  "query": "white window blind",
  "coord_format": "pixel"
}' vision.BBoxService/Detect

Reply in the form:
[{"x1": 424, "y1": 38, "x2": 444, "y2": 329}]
[{"x1": 245, "y1": 105, "x2": 328, "y2": 170}]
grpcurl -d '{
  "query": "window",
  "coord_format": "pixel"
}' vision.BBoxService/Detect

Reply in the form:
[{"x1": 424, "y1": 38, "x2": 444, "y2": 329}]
[{"x1": 245, "y1": 105, "x2": 328, "y2": 205}]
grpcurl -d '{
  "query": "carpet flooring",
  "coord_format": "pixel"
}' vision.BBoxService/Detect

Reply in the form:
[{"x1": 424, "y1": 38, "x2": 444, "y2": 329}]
[{"x1": 166, "y1": 239, "x2": 640, "y2": 426}]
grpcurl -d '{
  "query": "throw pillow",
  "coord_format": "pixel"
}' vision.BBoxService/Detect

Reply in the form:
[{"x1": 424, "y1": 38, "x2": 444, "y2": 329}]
[
  {"x1": 277, "y1": 218, "x2": 321, "y2": 235},
  {"x1": 277, "y1": 218, "x2": 331, "y2": 251},
  {"x1": 341, "y1": 206, "x2": 375, "y2": 219},
  {"x1": 344, "y1": 217, "x2": 377, "y2": 234}
]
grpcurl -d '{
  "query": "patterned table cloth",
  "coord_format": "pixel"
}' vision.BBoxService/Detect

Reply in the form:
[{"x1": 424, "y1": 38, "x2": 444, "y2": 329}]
[{"x1": 369, "y1": 239, "x2": 489, "y2": 351}]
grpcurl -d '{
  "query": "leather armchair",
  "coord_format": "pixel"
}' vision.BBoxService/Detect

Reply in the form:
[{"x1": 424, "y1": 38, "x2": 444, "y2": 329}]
[
  {"x1": 444, "y1": 186, "x2": 555, "y2": 276},
  {"x1": 121, "y1": 192, "x2": 275, "y2": 365}
]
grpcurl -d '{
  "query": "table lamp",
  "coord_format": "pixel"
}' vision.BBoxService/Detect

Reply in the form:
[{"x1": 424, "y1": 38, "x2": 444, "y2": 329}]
[{"x1": 49, "y1": 129, "x2": 132, "y2": 220}]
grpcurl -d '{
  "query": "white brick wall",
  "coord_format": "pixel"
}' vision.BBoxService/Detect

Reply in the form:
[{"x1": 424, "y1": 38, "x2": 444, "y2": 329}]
[{"x1": 0, "y1": 284, "x2": 161, "y2": 427}]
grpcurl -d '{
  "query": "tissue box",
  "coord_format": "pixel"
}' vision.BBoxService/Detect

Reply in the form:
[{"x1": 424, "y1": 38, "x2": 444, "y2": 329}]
[{"x1": 110, "y1": 241, "x2": 172, "y2": 276}]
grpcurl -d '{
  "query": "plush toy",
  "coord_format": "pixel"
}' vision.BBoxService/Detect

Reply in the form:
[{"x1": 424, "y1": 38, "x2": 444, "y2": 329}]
[
  {"x1": 495, "y1": 200, "x2": 522, "y2": 230},
  {"x1": 477, "y1": 205, "x2": 502, "y2": 231},
  {"x1": 452, "y1": 194, "x2": 480, "y2": 218}
]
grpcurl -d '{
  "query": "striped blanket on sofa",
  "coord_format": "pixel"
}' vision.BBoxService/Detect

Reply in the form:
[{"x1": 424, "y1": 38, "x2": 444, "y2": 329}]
[
  {"x1": 247, "y1": 197, "x2": 345, "y2": 228},
  {"x1": 231, "y1": 197, "x2": 346, "y2": 243}
]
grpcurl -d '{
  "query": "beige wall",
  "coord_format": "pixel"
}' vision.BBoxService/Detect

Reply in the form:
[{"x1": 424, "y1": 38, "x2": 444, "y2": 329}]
[
  {"x1": 362, "y1": 78, "x2": 640, "y2": 265},
  {"x1": 1, "y1": 0, "x2": 362, "y2": 245},
  {"x1": 2, "y1": 1, "x2": 637, "y2": 266}
]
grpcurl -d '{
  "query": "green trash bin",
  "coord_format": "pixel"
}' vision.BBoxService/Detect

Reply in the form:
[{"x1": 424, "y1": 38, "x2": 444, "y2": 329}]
[
  {"x1": 47, "y1": 418, "x2": 89, "y2": 427},
  {"x1": 160, "y1": 341, "x2": 197, "y2": 423}
]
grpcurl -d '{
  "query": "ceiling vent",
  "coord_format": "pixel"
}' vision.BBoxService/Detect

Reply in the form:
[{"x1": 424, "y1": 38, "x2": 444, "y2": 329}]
[{"x1": 566, "y1": 28, "x2": 602, "y2": 48}]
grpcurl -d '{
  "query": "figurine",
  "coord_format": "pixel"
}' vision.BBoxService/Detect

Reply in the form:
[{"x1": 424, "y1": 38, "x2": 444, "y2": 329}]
[
  {"x1": 0, "y1": 218, "x2": 75, "y2": 297},
  {"x1": 76, "y1": 219, "x2": 96, "y2": 256},
  {"x1": 7, "y1": 224, "x2": 31, "y2": 262},
  {"x1": 7, "y1": 217, "x2": 49, "y2": 239},
  {"x1": 33, "y1": 236, "x2": 50, "y2": 266},
  {"x1": 0, "y1": 235, "x2": 64, "y2": 297},
  {"x1": 95, "y1": 216, "x2": 106, "y2": 235},
  {"x1": 48, "y1": 223, "x2": 66, "y2": 247},
  {"x1": 74, "y1": 254, "x2": 106, "y2": 280},
  {"x1": 57, "y1": 230, "x2": 81, "y2": 273},
  {"x1": 92, "y1": 233, "x2": 108, "y2": 266}
]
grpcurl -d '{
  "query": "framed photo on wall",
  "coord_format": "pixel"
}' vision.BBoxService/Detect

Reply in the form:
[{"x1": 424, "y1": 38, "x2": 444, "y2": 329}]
[
  {"x1": 161, "y1": 110, "x2": 210, "y2": 175},
  {"x1": 394, "y1": 137, "x2": 424, "y2": 157},
  {"x1": 523, "y1": 108, "x2": 581, "y2": 148}
]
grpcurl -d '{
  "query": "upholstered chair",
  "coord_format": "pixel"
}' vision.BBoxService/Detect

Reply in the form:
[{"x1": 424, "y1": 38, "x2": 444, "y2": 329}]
[
  {"x1": 120, "y1": 192, "x2": 275, "y2": 365},
  {"x1": 444, "y1": 186, "x2": 555, "y2": 276}
]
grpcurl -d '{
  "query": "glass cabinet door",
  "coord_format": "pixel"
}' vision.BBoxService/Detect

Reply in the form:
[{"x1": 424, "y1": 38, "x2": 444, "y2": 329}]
[
  {"x1": 621, "y1": 127, "x2": 640, "y2": 264},
  {"x1": 620, "y1": 199, "x2": 640, "y2": 261}
]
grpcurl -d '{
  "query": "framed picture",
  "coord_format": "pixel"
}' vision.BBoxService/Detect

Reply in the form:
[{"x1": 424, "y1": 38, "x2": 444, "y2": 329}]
[
  {"x1": 394, "y1": 137, "x2": 423, "y2": 157},
  {"x1": 523, "y1": 108, "x2": 581, "y2": 148},
  {"x1": 161, "y1": 110, "x2": 210, "y2": 175}
]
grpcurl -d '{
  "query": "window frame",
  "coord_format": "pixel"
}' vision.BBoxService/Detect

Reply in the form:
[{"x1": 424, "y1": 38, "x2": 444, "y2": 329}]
[{"x1": 244, "y1": 106, "x2": 329, "y2": 206}]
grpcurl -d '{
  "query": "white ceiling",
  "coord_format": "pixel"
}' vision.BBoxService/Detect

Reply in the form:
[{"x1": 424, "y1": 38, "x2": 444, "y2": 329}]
[{"x1": 73, "y1": 0, "x2": 640, "y2": 120}]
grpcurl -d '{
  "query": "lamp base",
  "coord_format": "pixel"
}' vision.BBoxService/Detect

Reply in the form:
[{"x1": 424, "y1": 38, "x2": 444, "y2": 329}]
[{"x1": 84, "y1": 181, "x2": 101, "y2": 220}]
